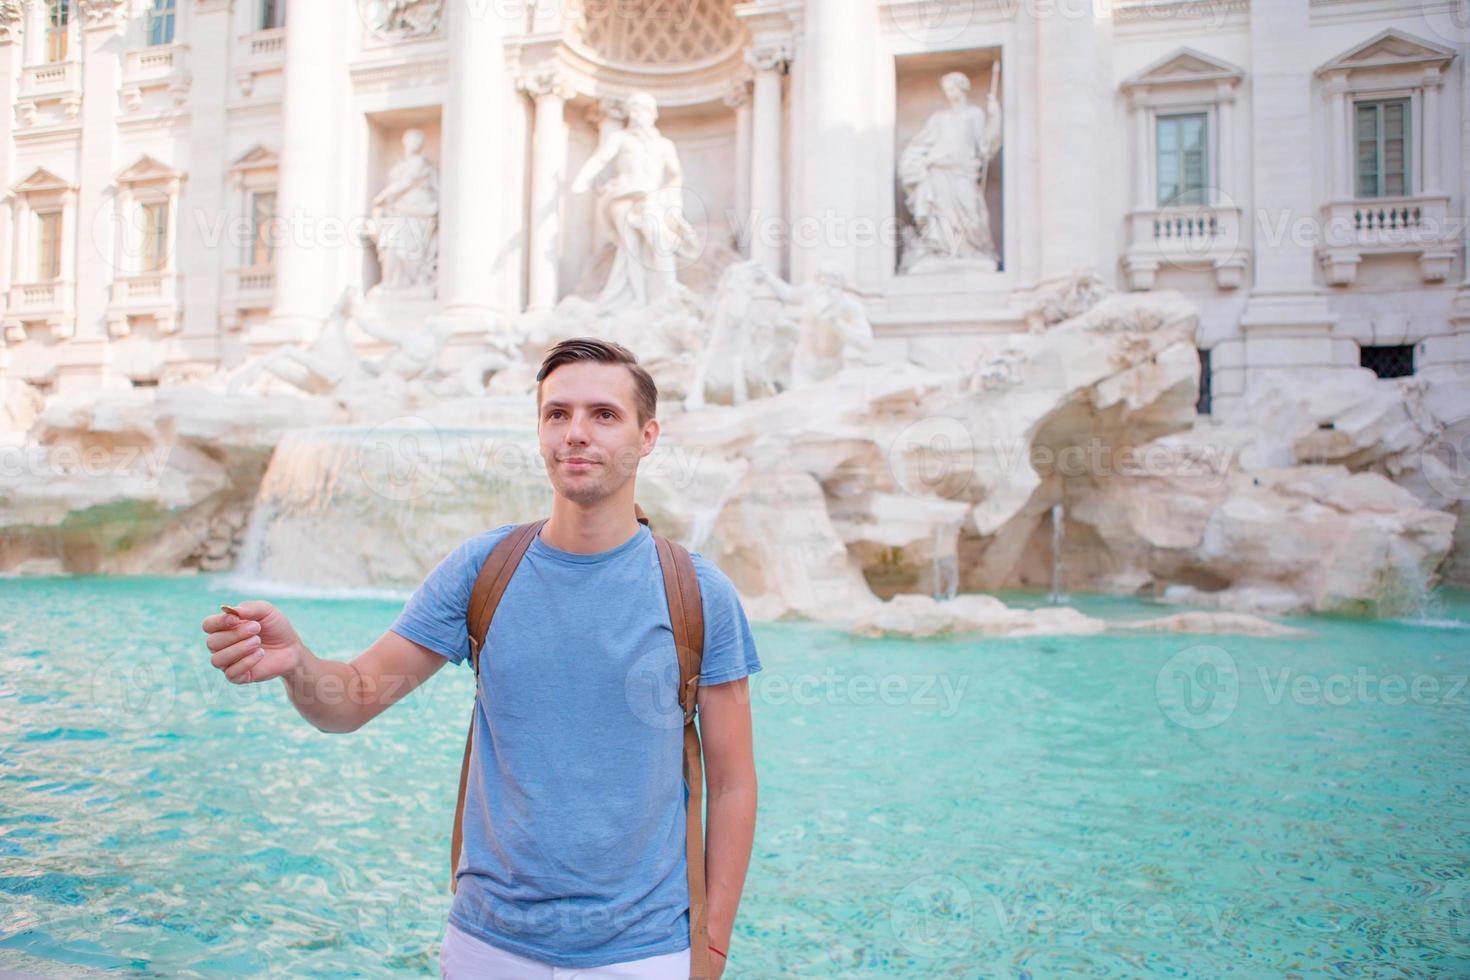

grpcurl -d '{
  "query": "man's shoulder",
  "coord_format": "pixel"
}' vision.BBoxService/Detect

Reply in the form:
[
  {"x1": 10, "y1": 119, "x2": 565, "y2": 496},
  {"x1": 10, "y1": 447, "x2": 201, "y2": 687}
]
[
  {"x1": 456, "y1": 522, "x2": 529, "y2": 572},
  {"x1": 687, "y1": 551, "x2": 741, "y2": 606}
]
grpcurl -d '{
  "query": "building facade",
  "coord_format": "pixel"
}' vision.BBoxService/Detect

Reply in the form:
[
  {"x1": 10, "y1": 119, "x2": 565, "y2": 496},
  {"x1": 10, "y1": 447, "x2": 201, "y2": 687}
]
[{"x1": 1, "y1": 0, "x2": 1466, "y2": 417}]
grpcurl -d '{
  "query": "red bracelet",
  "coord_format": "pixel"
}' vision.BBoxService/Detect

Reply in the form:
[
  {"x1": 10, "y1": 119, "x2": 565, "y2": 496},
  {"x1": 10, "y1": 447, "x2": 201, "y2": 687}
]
[{"x1": 708, "y1": 944, "x2": 727, "y2": 960}]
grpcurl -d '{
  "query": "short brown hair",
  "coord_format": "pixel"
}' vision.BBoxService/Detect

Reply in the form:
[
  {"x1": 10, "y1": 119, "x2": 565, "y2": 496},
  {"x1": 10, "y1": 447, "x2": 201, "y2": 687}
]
[{"x1": 536, "y1": 337, "x2": 658, "y2": 426}]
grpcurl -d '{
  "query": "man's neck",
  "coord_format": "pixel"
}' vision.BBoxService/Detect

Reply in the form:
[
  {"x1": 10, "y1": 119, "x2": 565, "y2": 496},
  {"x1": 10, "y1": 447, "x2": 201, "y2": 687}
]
[{"x1": 539, "y1": 496, "x2": 641, "y2": 555}]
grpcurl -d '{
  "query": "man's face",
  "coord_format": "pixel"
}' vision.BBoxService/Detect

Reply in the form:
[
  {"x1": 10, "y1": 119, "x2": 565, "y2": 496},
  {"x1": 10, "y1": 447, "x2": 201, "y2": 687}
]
[{"x1": 537, "y1": 361, "x2": 656, "y2": 506}]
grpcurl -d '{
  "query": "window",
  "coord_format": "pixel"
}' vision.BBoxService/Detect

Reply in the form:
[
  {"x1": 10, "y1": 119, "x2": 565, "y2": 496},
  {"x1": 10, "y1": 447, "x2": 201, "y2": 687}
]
[
  {"x1": 36, "y1": 211, "x2": 62, "y2": 281},
  {"x1": 146, "y1": 0, "x2": 176, "y2": 46},
  {"x1": 1354, "y1": 98, "x2": 1410, "y2": 198},
  {"x1": 1360, "y1": 344, "x2": 1414, "y2": 379},
  {"x1": 260, "y1": 0, "x2": 285, "y2": 30},
  {"x1": 46, "y1": 0, "x2": 70, "y2": 62},
  {"x1": 248, "y1": 191, "x2": 276, "y2": 266},
  {"x1": 1156, "y1": 112, "x2": 1208, "y2": 207},
  {"x1": 1196, "y1": 347, "x2": 1212, "y2": 415},
  {"x1": 140, "y1": 201, "x2": 170, "y2": 272}
]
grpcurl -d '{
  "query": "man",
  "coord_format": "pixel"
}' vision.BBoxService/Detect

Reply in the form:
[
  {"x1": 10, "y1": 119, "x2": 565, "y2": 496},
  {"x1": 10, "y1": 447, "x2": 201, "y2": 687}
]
[{"x1": 201, "y1": 338, "x2": 761, "y2": 978}]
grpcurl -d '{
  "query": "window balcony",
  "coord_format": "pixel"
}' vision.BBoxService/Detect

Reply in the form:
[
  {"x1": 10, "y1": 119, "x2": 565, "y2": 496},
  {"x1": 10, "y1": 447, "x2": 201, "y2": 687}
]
[
  {"x1": 125, "y1": 43, "x2": 188, "y2": 81},
  {"x1": 1318, "y1": 194, "x2": 1457, "y2": 286},
  {"x1": 220, "y1": 265, "x2": 275, "y2": 330},
  {"x1": 5, "y1": 280, "x2": 77, "y2": 341},
  {"x1": 121, "y1": 43, "x2": 191, "y2": 110},
  {"x1": 14, "y1": 62, "x2": 83, "y2": 126},
  {"x1": 108, "y1": 273, "x2": 183, "y2": 336},
  {"x1": 235, "y1": 28, "x2": 285, "y2": 97},
  {"x1": 1122, "y1": 204, "x2": 1247, "y2": 291},
  {"x1": 20, "y1": 60, "x2": 81, "y2": 98}
]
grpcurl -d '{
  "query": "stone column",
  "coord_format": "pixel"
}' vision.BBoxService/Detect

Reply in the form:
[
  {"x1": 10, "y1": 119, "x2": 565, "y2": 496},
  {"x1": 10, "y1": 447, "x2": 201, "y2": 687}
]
[
  {"x1": 1422, "y1": 67, "x2": 1444, "y2": 195},
  {"x1": 72, "y1": 0, "x2": 128, "y2": 352},
  {"x1": 182, "y1": 0, "x2": 233, "y2": 343},
  {"x1": 746, "y1": 43, "x2": 787, "y2": 274},
  {"x1": 1131, "y1": 93, "x2": 1150, "y2": 210},
  {"x1": 267, "y1": 0, "x2": 346, "y2": 338},
  {"x1": 794, "y1": 0, "x2": 878, "y2": 286},
  {"x1": 725, "y1": 78, "x2": 752, "y2": 252},
  {"x1": 520, "y1": 69, "x2": 574, "y2": 312},
  {"x1": 439, "y1": 0, "x2": 507, "y2": 324},
  {"x1": 1325, "y1": 72, "x2": 1351, "y2": 199},
  {"x1": 0, "y1": 8, "x2": 19, "y2": 310},
  {"x1": 1035, "y1": 0, "x2": 1107, "y2": 278},
  {"x1": 1232, "y1": 0, "x2": 1339, "y2": 415}
]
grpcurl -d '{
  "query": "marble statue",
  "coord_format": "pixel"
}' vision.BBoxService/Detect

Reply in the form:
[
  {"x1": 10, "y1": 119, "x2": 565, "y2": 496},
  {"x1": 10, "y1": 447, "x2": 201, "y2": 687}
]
[
  {"x1": 761, "y1": 262, "x2": 875, "y2": 388},
  {"x1": 364, "y1": 128, "x2": 439, "y2": 296},
  {"x1": 571, "y1": 92, "x2": 699, "y2": 312},
  {"x1": 686, "y1": 261, "x2": 798, "y2": 409},
  {"x1": 226, "y1": 289, "x2": 368, "y2": 397},
  {"x1": 898, "y1": 67, "x2": 1003, "y2": 274}
]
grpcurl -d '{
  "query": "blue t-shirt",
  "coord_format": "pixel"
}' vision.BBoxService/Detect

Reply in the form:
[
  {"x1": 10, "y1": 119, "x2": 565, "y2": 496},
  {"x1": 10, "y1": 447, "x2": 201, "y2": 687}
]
[{"x1": 390, "y1": 521, "x2": 762, "y2": 968}]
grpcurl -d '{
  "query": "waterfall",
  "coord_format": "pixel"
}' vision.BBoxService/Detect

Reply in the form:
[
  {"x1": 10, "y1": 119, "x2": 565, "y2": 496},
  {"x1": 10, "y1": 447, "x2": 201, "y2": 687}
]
[
  {"x1": 931, "y1": 521, "x2": 959, "y2": 602},
  {"x1": 683, "y1": 469, "x2": 745, "y2": 555},
  {"x1": 1047, "y1": 502, "x2": 1067, "y2": 604}
]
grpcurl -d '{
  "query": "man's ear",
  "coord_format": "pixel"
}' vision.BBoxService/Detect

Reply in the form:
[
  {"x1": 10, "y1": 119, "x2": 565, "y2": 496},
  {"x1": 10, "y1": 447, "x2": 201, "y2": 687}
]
[{"x1": 641, "y1": 417, "x2": 660, "y2": 456}]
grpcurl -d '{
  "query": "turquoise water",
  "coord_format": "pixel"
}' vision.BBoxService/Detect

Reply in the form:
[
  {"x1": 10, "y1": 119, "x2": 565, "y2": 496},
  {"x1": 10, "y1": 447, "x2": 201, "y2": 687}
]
[{"x1": 1, "y1": 576, "x2": 1467, "y2": 977}]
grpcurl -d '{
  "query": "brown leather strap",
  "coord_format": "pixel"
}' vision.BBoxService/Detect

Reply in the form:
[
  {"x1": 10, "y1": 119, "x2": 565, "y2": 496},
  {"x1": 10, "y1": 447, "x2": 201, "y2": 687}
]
[
  {"x1": 449, "y1": 510, "x2": 711, "y2": 980},
  {"x1": 653, "y1": 532, "x2": 708, "y2": 979},
  {"x1": 450, "y1": 519, "x2": 544, "y2": 895}
]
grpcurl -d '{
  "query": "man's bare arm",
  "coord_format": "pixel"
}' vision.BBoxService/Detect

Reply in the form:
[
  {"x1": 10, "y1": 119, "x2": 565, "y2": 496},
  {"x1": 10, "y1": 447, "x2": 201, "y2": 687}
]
[
  {"x1": 698, "y1": 677, "x2": 758, "y2": 961},
  {"x1": 203, "y1": 600, "x2": 450, "y2": 734},
  {"x1": 281, "y1": 629, "x2": 450, "y2": 733}
]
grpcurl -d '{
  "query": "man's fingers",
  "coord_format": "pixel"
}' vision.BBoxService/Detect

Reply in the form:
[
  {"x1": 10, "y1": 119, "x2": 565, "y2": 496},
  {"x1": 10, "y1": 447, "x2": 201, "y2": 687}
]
[
  {"x1": 214, "y1": 637, "x2": 263, "y2": 675},
  {"x1": 205, "y1": 622, "x2": 260, "y2": 653},
  {"x1": 202, "y1": 612, "x2": 237, "y2": 633},
  {"x1": 223, "y1": 643, "x2": 267, "y2": 683}
]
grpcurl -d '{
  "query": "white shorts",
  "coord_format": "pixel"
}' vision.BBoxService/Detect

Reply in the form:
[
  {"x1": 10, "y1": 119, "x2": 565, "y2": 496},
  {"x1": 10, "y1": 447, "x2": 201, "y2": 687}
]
[{"x1": 439, "y1": 920, "x2": 692, "y2": 979}]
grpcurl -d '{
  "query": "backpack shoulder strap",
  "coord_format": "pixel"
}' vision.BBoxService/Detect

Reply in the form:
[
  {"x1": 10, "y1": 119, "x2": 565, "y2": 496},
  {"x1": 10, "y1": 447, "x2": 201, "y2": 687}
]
[
  {"x1": 450, "y1": 519, "x2": 544, "y2": 896},
  {"x1": 651, "y1": 531, "x2": 710, "y2": 980}
]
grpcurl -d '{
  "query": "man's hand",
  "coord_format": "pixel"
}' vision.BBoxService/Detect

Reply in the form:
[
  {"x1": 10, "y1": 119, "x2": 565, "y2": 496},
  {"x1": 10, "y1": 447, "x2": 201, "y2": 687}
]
[{"x1": 202, "y1": 600, "x2": 303, "y2": 685}]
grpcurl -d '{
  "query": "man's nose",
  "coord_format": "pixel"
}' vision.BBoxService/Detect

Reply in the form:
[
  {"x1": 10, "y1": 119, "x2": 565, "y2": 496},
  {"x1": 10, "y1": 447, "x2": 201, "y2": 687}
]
[{"x1": 565, "y1": 412, "x2": 591, "y2": 444}]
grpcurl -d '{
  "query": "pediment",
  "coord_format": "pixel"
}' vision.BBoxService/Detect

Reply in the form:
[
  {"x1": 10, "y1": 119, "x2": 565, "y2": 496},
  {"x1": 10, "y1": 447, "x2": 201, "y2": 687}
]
[
  {"x1": 1123, "y1": 47, "x2": 1244, "y2": 90},
  {"x1": 229, "y1": 144, "x2": 279, "y2": 171},
  {"x1": 10, "y1": 167, "x2": 72, "y2": 194},
  {"x1": 1318, "y1": 29, "x2": 1456, "y2": 76},
  {"x1": 115, "y1": 154, "x2": 182, "y2": 184}
]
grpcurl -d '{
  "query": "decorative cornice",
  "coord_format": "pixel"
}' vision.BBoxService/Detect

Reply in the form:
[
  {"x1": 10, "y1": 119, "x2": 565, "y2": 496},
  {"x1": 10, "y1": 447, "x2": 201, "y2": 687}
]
[
  {"x1": 78, "y1": 0, "x2": 129, "y2": 30},
  {"x1": 0, "y1": 0, "x2": 24, "y2": 45},
  {"x1": 194, "y1": 0, "x2": 234, "y2": 13}
]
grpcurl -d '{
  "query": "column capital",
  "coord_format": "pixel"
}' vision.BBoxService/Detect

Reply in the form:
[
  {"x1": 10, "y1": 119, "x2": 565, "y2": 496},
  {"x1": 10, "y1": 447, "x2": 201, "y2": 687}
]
[
  {"x1": 517, "y1": 67, "x2": 576, "y2": 102},
  {"x1": 78, "y1": 0, "x2": 129, "y2": 30},
  {"x1": 745, "y1": 39, "x2": 791, "y2": 74}
]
